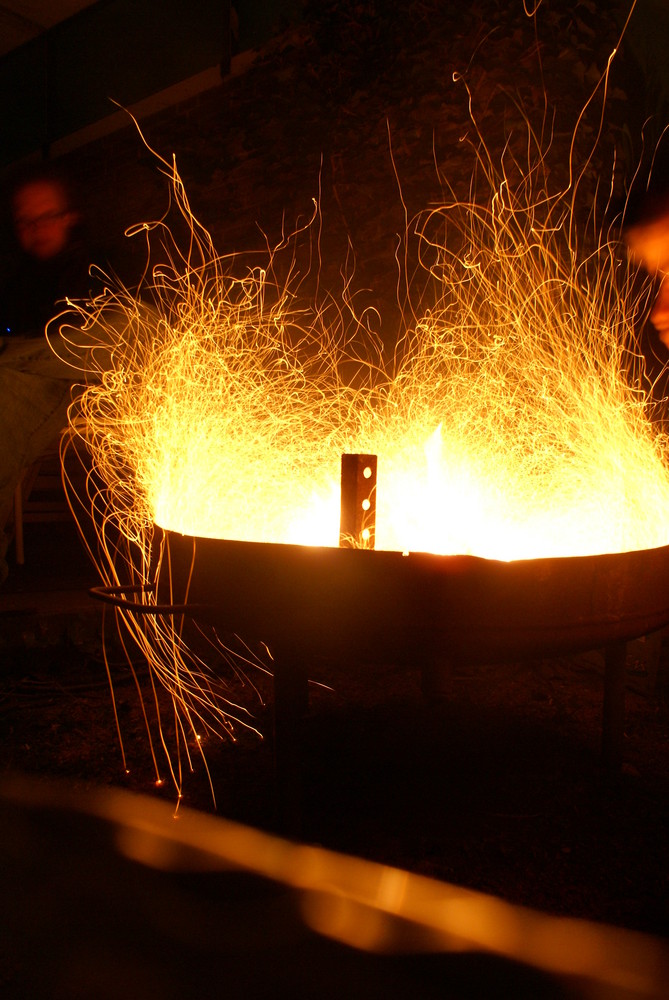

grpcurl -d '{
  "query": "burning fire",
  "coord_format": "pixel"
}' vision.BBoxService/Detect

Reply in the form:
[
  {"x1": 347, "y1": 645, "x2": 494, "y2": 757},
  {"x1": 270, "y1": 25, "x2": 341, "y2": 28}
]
[
  {"x1": 51, "y1": 53, "x2": 668, "y2": 793},
  {"x1": 62, "y1": 142, "x2": 668, "y2": 564}
]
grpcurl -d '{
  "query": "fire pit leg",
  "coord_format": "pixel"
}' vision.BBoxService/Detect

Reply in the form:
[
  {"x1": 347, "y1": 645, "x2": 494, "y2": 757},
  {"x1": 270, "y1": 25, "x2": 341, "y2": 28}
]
[
  {"x1": 602, "y1": 639, "x2": 626, "y2": 769},
  {"x1": 271, "y1": 648, "x2": 309, "y2": 836}
]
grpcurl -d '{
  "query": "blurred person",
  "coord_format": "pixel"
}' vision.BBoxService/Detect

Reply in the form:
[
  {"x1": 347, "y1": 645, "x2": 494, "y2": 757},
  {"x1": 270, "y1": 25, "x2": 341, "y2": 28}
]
[
  {"x1": 625, "y1": 188, "x2": 669, "y2": 348},
  {"x1": 0, "y1": 163, "x2": 108, "y2": 584},
  {"x1": 1, "y1": 163, "x2": 98, "y2": 339}
]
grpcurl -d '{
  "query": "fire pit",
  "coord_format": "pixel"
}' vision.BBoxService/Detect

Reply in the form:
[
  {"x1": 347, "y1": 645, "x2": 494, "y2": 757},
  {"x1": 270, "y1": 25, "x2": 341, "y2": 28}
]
[
  {"x1": 77, "y1": 130, "x2": 669, "y2": 821},
  {"x1": 95, "y1": 525, "x2": 669, "y2": 826}
]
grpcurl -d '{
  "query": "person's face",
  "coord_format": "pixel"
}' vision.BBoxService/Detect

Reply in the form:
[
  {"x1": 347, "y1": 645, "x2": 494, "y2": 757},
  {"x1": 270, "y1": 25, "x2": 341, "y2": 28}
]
[
  {"x1": 627, "y1": 215, "x2": 669, "y2": 346},
  {"x1": 13, "y1": 180, "x2": 78, "y2": 261}
]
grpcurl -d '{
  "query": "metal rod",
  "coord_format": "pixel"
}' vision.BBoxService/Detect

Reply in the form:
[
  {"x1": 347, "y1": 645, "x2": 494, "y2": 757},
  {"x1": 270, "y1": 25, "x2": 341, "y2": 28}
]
[
  {"x1": 271, "y1": 645, "x2": 309, "y2": 837},
  {"x1": 339, "y1": 453, "x2": 377, "y2": 549}
]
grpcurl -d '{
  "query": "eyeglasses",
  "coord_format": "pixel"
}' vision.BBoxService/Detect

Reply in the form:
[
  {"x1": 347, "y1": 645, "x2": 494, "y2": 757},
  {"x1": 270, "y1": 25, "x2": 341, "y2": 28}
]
[{"x1": 15, "y1": 210, "x2": 69, "y2": 233}]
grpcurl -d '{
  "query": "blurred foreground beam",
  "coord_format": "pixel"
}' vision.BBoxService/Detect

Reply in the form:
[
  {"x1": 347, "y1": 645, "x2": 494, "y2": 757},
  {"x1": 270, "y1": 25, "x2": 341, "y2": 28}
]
[{"x1": 1, "y1": 774, "x2": 668, "y2": 1000}]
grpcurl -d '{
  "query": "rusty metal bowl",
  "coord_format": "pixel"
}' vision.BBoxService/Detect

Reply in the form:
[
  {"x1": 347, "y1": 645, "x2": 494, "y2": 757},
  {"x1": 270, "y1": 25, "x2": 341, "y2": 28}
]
[
  {"x1": 156, "y1": 530, "x2": 669, "y2": 664},
  {"x1": 92, "y1": 530, "x2": 669, "y2": 783}
]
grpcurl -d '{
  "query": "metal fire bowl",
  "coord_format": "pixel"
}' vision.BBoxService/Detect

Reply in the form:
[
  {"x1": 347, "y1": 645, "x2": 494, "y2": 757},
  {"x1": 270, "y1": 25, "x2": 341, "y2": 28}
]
[{"x1": 158, "y1": 530, "x2": 669, "y2": 664}]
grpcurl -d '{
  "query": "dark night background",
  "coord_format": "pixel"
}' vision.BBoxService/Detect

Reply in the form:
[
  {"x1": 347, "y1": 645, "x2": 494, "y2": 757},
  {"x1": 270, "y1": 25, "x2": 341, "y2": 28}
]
[{"x1": 0, "y1": 2, "x2": 668, "y2": 994}]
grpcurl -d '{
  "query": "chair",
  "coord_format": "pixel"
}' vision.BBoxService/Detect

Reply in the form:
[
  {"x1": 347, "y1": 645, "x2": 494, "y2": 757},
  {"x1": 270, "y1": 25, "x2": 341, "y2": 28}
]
[{"x1": 12, "y1": 439, "x2": 75, "y2": 565}]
